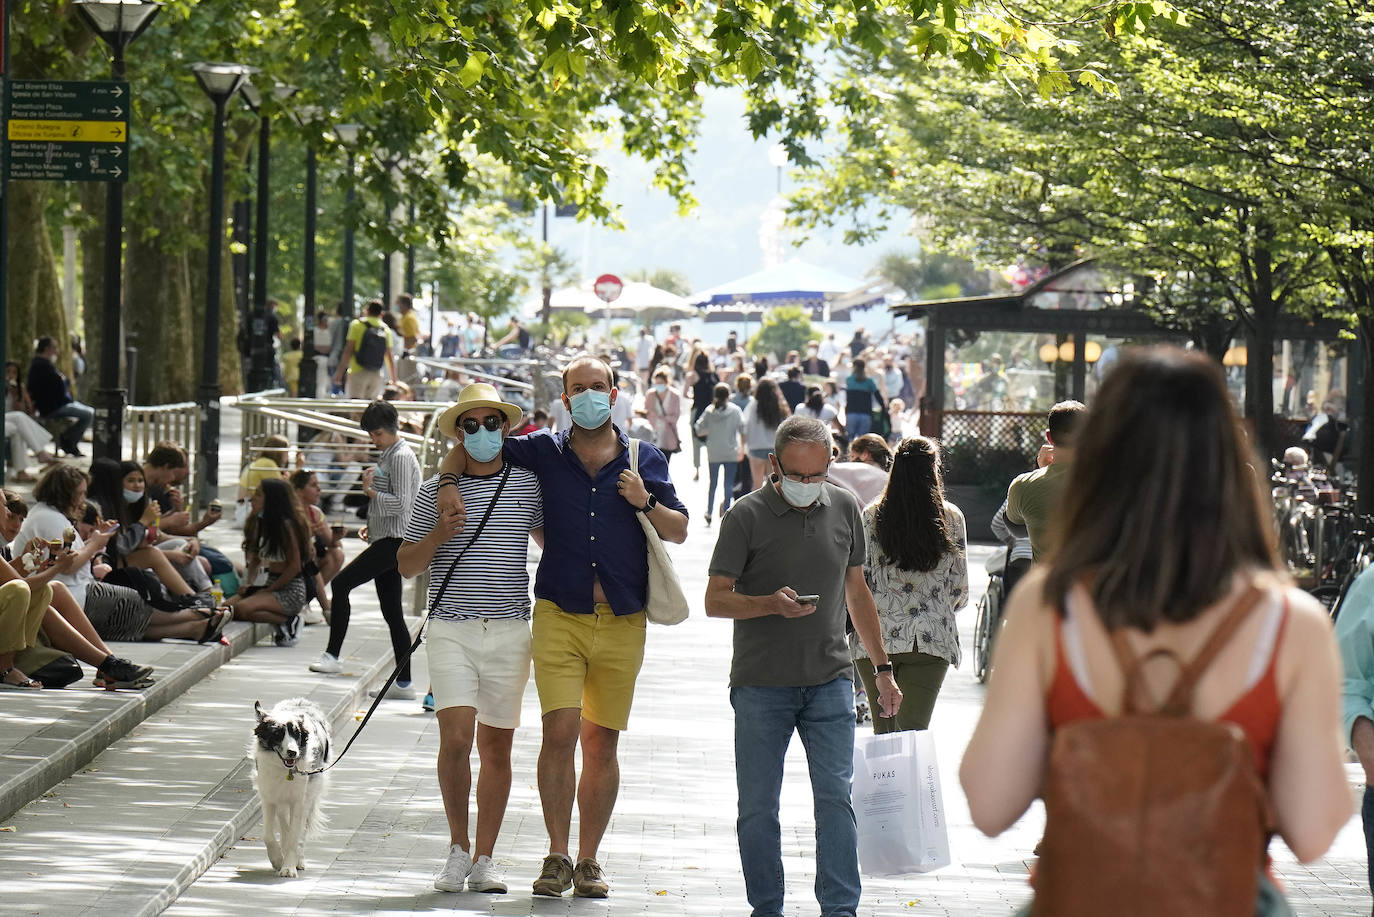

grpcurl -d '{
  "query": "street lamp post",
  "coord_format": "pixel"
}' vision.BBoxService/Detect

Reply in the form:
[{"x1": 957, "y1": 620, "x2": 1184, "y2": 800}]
[
  {"x1": 336, "y1": 123, "x2": 361, "y2": 320},
  {"x1": 192, "y1": 61, "x2": 255, "y2": 508},
  {"x1": 242, "y1": 82, "x2": 297, "y2": 393},
  {"x1": 73, "y1": 0, "x2": 162, "y2": 461},
  {"x1": 297, "y1": 106, "x2": 321, "y2": 398}
]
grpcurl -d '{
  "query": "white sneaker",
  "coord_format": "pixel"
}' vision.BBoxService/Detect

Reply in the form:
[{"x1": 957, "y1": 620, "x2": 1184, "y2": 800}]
[
  {"x1": 369, "y1": 680, "x2": 416, "y2": 700},
  {"x1": 434, "y1": 844, "x2": 473, "y2": 892},
  {"x1": 308, "y1": 652, "x2": 342, "y2": 674},
  {"x1": 303, "y1": 603, "x2": 325, "y2": 625},
  {"x1": 468, "y1": 855, "x2": 507, "y2": 893}
]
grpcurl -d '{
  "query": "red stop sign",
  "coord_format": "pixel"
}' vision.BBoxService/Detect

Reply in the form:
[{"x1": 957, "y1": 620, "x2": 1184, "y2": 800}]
[{"x1": 594, "y1": 273, "x2": 624, "y2": 303}]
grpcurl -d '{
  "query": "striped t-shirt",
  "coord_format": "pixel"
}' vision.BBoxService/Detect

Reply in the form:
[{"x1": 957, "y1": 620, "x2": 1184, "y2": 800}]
[{"x1": 404, "y1": 467, "x2": 543, "y2": 621}]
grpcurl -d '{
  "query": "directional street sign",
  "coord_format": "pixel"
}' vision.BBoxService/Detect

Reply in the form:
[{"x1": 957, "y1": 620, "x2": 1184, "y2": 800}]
[{"x1": 5, "y1": 79, "x2": 130, "y2": 182}]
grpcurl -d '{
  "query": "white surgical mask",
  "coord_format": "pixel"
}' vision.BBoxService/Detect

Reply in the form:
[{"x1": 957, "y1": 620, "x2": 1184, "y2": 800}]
[
  {"x1": 123, "y1": 489, "x2": 143, "y2": 503},
  {"x1": 778, "y1": 477, "x2": 823, "y2": 508}
]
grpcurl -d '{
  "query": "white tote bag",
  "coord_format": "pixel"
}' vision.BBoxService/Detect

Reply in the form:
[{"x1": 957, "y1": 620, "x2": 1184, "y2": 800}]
[
  {"x1": 627, "y1": 438, "x2": 689, "y2": 625},
  {"x1": 852, "y1": 729, "x2": 951, "y2": 875}
]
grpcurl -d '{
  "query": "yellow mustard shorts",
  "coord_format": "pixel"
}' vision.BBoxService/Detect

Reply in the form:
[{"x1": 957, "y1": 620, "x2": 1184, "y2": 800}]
[{"x1": 532, "y1": 599, "x2": 646, "y2": 731}]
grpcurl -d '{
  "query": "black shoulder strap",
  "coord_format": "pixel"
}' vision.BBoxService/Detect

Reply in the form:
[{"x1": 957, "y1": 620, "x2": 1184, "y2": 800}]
[{"x1": 309, "y1": 465, "x2": 512, "y2": 776}]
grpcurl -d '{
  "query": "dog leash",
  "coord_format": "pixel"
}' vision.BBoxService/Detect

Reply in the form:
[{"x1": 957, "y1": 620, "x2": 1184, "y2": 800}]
[{"x1": 292, "y1": 467, "x2": 512, "y2": 778}]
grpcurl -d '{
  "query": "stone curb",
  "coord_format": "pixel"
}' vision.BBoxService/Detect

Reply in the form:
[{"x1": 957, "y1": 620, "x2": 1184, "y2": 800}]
[
  {"x1": 100, "y1": 621, "x2": 420, "y2": 917},
  {"x1": 0, "y1": 620, "x2": 266, "y2": 823}
]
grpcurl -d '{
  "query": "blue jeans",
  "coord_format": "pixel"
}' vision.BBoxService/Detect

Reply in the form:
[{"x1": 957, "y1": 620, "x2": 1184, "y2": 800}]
[
  {"x1": 731, "y1": 677, "x2": 860, "y2": 917},
  {"x1": 199, "y1": 545, "x2": 233, "y2": 577},
  {"x1": 707, "y1": 461, "x2": 738, "y2": 516},
  {"x1": 845, "y1": 411, "x2": 871, "y2": 442},
  {"x1": 44, "y1": 401, "x2": 94, "y2": 449}
]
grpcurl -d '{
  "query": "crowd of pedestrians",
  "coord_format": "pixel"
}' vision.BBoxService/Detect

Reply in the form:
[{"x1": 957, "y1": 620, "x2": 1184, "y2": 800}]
[{"x1": 4, "y1": 312, "x2": 1368, "y2": 916}]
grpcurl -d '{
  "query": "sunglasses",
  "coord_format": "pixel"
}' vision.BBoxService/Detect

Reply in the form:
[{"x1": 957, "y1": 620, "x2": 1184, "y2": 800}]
[{"x1": 460, "y1": 416, "x2": 504, "y2": 435}]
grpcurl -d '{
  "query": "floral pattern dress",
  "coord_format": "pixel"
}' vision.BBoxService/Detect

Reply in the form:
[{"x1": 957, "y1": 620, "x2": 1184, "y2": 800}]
[{"x1": 850, "y1": 500, "x2": 969, "y2": 667}]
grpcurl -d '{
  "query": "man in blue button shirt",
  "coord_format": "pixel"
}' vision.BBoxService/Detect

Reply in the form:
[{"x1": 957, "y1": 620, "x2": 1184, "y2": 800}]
[{"x1": 435, "y1": 353, "x2": 688, "y2": 899}]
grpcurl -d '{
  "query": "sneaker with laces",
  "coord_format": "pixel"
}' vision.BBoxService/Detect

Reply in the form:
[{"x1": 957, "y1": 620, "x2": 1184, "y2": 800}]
[
  {"x1": 303, "y1": 603, "x2": 325, "y2": 626},
  {"x1": 368, "y1": 680, "x2": 416, "y2": 700},
  {"x1": 308, "y1": 652, "x2": 342, "y2": 674},
  {"x1": 573, "y1": 857, "x2": 609, "y2": 898},
  {"x1": 96, "y1": 657, "x2": 154, "y2": 689},
  {"x1": 422, "y1": 691, "x2": 435, "y2": 712},
  {"x1": 433, "y1": 844, "x2": 473, "y2": 892},
  {"x1": 532, "y1": 853, "x2": 573, "y2": 897},
  {"x1": 467, "y1": 855, "x2": 507, "y2": 893}
]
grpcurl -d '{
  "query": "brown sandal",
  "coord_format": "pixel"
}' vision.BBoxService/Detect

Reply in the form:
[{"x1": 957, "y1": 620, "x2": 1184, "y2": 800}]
[{"x1": 0, "y1": 666, "x2": 43, "y2": 689}]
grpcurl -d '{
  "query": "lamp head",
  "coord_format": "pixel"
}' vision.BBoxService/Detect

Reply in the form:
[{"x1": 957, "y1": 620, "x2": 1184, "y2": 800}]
[
  {"x1": 191, "y1": 62, "x2": 257, "y2": 104},
  {"x1": 239, "y1": 79, "x2": 261, "y2": 112},
  {"x1": 335, "y1": 123, "x2": 362, "y2": 146},
  {"x1": 74, "y1": 1, "x2": 162, "y2": 51}
]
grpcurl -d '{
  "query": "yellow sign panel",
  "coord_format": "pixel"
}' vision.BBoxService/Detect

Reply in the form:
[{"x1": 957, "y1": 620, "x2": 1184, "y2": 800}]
[{"x1": 7, "y1": 119, "x2": 127, "y2": 142}]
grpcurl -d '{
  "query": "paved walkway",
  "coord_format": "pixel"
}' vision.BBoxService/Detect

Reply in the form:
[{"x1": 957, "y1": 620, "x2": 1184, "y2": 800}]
[{"x1": 4, "y1": 426, "x2": 1373, "y2": 915}]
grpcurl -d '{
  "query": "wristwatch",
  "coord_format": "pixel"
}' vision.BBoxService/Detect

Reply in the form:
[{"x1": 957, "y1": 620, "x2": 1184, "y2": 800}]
[
  {"x1": 874, "y1": 662, "x2": 894, "y2": 676},
  {"x1": 638, "y1": 494, "x2": 658, "y2": 514}
]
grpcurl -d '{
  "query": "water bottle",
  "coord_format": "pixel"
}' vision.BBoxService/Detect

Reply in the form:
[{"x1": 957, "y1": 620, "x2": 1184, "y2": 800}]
[{"x1": 210, "y1": 577, "x2": 225, "y2": 607}]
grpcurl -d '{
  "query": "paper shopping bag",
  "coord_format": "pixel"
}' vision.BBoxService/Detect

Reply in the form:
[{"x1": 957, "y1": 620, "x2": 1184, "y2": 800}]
[{"x1": 852, "y1": 729, "x2": 951, "y2": 875}]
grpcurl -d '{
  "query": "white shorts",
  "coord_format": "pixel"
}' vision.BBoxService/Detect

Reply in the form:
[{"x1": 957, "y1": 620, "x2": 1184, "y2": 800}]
[{"x1": 425, "y1": 617, "x2": 531, "y2": 729}]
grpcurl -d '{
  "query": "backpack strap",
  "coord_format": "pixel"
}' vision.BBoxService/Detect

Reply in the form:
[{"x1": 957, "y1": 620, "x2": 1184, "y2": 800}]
[
  {"x1": 1109, "y1": 585, "x2": 1266, "y2": 716},
  {"x1": 1160, "y1": 585, "x2": 1266, "y2": 715}
]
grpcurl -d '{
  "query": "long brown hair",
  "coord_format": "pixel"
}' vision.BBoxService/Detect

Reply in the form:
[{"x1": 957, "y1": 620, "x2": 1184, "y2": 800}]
[
  {"x1": 244, "y1": 477, "x2": 311, "y2": 564},
  {"x1": 1043, "y1": 347, "x2": 1279, "y2": 631},
  {"x1": 873, "y1": 437, "x2": 957, "y2": 572},
  {"x1": 753, "y1": 378, "x2": 791, "y2": 430}
]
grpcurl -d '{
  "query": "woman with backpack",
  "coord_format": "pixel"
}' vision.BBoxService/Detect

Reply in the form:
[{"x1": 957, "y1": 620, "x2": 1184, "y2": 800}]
[{"x1": 960, "y1": 347, "x2": 1349, "y2": 915}]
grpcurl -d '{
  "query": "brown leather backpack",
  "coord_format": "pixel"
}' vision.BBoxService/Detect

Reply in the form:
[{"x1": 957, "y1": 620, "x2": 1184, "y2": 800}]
[{"x1": 1035, "y1": 587, "x2": 1274, "y2": 916}]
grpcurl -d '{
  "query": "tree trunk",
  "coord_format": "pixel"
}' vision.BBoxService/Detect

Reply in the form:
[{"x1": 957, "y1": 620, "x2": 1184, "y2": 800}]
[
  {"x1": 1242, "y1": 243, "x2": 1279, "y2": 459},
  {"x1": 7, "y1": 181, "x2": 67, "y2": 370},
  {"x1": 79, "y1": 183, "x2": 107, "y2": 399},
  {"x1": 124, "y1": 209, "x2": 197, "y2": 404},
  {"x1": 1359, "y1": 314, "x2": 1374, "y2": 518}
]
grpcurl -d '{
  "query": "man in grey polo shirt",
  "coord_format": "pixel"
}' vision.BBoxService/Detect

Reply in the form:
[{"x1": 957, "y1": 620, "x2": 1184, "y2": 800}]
[{"x1": 705, "y1": 415, "x2": 902, "y2": 917}]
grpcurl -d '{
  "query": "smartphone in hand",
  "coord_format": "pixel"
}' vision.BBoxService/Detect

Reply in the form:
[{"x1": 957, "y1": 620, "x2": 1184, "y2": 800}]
[{"x1": 796, "y1": 594, "x2": 820, "y2": 605}]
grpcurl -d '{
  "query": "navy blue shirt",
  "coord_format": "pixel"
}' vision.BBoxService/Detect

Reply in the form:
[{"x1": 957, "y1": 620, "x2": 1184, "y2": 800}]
[{"x1": 503, "y1": 427, "x2": 687, "y2": 616}]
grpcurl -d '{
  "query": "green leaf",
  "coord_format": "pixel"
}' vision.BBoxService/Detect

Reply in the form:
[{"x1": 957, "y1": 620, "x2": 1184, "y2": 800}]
[{"x1": 458, "y1": 52, "x2": 487, "y2": 88}]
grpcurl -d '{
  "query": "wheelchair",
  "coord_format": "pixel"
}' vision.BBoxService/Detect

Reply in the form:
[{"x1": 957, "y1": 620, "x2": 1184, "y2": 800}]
[{"x1": 973, "y1": 547, "x2": 1019, "y2": 684}]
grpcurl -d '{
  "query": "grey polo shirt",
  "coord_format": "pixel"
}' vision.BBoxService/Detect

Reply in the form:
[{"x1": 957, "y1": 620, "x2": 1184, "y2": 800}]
[{"x1": 708, "y1": 480, "x2": 865, "y2": 688}]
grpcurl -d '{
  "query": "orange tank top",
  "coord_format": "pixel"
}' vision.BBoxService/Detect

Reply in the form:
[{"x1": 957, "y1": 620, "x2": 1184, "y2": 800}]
[{"x1": 1047, "y1": 593, "x2": 1288, "y2": 779}]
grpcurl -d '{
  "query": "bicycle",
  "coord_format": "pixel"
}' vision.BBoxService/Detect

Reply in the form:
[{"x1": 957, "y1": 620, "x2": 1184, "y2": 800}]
[{"x1": 1311, "y1": 513, "x2": 1374, "y2": 621}]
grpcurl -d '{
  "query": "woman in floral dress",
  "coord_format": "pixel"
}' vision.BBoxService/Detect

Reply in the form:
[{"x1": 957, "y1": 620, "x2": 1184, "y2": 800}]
[{"x1": 851, "y1": 436, "x2": 968, "y2": 732}]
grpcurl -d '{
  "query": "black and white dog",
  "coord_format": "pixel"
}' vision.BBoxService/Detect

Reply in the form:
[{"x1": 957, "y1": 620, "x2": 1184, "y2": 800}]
[{"x1": 251, "y1": 699, "x2": 331, "y2": 877}]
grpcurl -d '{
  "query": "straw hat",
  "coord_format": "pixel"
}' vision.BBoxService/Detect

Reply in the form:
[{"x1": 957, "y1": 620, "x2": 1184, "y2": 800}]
[{"x1": 437, "y1": 383, "x2": 523, "y2": 438}]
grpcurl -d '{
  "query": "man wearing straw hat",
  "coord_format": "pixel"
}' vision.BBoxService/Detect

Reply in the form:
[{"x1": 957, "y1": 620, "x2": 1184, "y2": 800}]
[
  {"x1": 398, "y1": 383, "x2": 544, "y2": 895},
  {"x1": 433, "y1": 353, "x2": 689, "y2": 899}
]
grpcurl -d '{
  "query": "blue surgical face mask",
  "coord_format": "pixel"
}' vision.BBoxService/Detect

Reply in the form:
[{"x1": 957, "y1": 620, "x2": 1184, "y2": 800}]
[
  {"x1": 653, "y1": 383, "x2": 668, "y2": 394},
  {"x1": 465, "y1": 427, "x2": 503, "y2": 463},
  {"x1": 568, "y1": 390, "x2": 612, "y2": 429},
  {"x1": 778, "y1": 477, "x2": 823, "y2": 509},
  {"x1": 123, "y1": 489, "x2": 143, "y2": 503}
]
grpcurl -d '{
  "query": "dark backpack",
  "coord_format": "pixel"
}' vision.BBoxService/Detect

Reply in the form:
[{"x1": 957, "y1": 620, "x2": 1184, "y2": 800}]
[
  {"x1": 355, "y1": 321, "x2": 388, "y2": 371},
  {"x1": 1035, "y1": 587, "x2": 1273, "y2": 917}
]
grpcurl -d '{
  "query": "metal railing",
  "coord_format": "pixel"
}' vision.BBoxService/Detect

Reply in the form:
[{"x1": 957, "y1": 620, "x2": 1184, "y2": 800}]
[
  {"x1": 233, "y1": 393, "x2": 456, "y2": 617},
  {"x1": 124, "y1": 400, "x2": 201, "y2": 500},
  {"x1": 409, "y1": 353, "x2": 559, "y2": 411}
]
